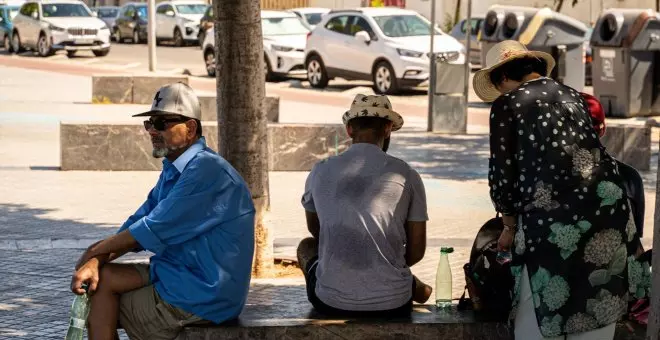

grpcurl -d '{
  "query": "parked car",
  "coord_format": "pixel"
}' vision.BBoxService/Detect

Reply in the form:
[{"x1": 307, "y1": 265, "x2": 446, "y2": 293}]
[
  {"x1": 289, "y1": 7, "x2": 329, "y2": 30},
  {"x1": 92, "y1": 5, "x2": 118, "y2": 30},
  {"x1": 304, "y1": 7, "x2": 465, "y2": 94},
  {"x1": 449, "y1": 16, "x2": 483, "y2": 66},
  {"x1": 113, "y1": 2, "x2": 146, "y2": 43},
  {"x1": 0, "y1": 2, "x2": 21, "y2": 51},
  {"x1": 197, "y1": 4, "x2": 211, "y2": 47},
  {"x1": 202, "y1": 10, "x2": 309, "y2": 79},
  {"x1": 155, "y1": 0, "x2": 206, "y2": 46},
  {"x1": 11, "y1": 0, "x2": 111, "y2": 57}
]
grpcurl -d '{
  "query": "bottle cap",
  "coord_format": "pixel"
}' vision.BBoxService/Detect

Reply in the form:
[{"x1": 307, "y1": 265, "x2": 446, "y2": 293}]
[{"x1": 440, "y1": 247, "x2": 454, "y2": 254}]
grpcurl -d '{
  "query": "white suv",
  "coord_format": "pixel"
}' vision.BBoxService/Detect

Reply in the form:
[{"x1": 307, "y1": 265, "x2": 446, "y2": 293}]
[
  {"x1": 155, "y1": 0, "x2": 207, "y2": 47},
  {"x1": 304, "y1": 7, "x2": 465, "y2": 94},
  {"x1": 12, "y1": 0, "x2": 110, "y2": 57},
  {"x1": 202, "y1": 10, "x2": 309, "y2": 80}
]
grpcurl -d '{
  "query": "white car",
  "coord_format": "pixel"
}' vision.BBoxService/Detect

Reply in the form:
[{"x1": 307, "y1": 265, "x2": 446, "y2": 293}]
[
  {"x1": 289, "y1": 7, "x2": 329, "y2": 30},
  {"x1": 202, "y1": 10, "x2": 309, "y2": 80},
  {"x1": 11, "y1": 0, "x2": 110, "y2": 57},
  {"x1": 304, "y1": 7, "x2": 466, "y2": 94},
  {"x1": 155, "y1": 0, "x2": 206, "y2": 47}
]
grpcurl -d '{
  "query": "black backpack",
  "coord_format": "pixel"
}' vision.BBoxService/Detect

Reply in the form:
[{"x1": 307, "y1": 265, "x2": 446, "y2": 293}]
[{"x1": 457, "y1": 215, "x2": 514, "y2": 321}]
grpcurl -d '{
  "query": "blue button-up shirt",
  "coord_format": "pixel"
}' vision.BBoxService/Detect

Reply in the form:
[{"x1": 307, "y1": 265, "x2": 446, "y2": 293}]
[{"x1": 117, "y1": 137, "x2": 255, "y2": 323}]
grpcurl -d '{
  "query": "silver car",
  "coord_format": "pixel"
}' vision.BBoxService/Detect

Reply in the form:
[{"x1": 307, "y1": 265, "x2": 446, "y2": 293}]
[
  {"x1": 449, "y1": 17, "x2": 483, "y2": 67},
  {"x1": 93, "y1": 6, "x2": 118, "y2": 30}
]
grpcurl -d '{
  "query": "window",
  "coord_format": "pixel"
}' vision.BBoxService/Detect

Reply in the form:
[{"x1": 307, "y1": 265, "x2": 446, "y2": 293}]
[
  {"x1": 122, "y1": 5, "x2": 133, "y2": 17},
  {"x1": 373, "y1": 14, "x2": 441, "y2": 37},
  {"x1": 204, "y1": 6, "x2": 212, "y2": 18},
  {"x1": 262, "y1": 16, "x2": 309, "y2": 36},
  {"x1": 42, "y1": 3, "x2": 92, "y2": 17},
  {"x1": 156, "y1": 4, "x2": 169, "y2": 14},
  {"x1": 6, "y1": 6, "x2": 19, "y2": 20},
  {"x1": 304, "y1": 12, "x2": 324, "y2": 26},
  {"x1": 135, "y1": 5, "x2": 147, "y2": 18},
  {"x1": 324, "y1": 15, "x2": 349, "y2": 35},
  {"x1": 348, "y1": 16, "x2": 375, "y2": 38},
  {"x1": 461, "y1": 18, "x2": 481, "y2": 35},
  {"x1": 19, "y1": 3, "x2": 32, "y2": 16},
  {"x1": 175, "y1": 4, "x2": 206, "y2": 15},
  {"x1": 97, "y1": 7, "x2": 118, "y2": 18}
]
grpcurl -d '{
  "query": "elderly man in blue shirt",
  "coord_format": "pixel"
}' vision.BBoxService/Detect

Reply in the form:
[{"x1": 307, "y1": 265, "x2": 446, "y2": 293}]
[{"x1": 70, "y1": 82, "x2": 255, "y2": 340}]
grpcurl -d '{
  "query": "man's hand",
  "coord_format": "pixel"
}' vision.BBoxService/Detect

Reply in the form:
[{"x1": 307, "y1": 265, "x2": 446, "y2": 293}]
[{"x1": 71, "y1": 257, "x2": 101, "y2": 295}]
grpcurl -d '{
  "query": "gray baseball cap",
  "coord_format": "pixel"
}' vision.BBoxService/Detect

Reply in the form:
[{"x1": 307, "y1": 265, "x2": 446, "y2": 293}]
[{"x1": 133, "y1": 82, "x2": 201, "y2": 120}]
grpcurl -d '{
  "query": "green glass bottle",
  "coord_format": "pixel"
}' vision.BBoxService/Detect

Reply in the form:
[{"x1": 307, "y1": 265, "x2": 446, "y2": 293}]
[
  {"x1": 435, "y1": 247, "x2": 454, "y2": 309},
  {"x1": 65, "y1": 284, "x2": 90, "y2": 340}
]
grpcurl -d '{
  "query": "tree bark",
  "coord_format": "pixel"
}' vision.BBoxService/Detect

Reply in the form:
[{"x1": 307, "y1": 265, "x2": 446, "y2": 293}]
[
  {"x1": 648, "y1": 137, "x2": 660, "y2": 339},
  {"x1": 213, "y1": 0, "x2": 273, "y2": 278}
]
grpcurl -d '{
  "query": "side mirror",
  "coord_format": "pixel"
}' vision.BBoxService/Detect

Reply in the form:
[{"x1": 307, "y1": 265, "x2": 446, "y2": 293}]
[
  {"x1": 165, "y1": 10, "x2": 174, "y2": 17},
  {"x1": 355, "y1": 30, "x2": 370, "y2": 44}
]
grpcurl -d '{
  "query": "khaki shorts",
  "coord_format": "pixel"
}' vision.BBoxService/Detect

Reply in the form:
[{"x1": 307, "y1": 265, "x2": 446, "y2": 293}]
[{"x1": 118, "y1": 264, "x2": 205, "y2": 340}]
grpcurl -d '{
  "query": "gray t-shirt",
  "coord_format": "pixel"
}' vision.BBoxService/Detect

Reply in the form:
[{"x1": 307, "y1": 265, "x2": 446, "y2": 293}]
[{"x1": 301, "y1": 143, "x2": 428, "y2": 311}]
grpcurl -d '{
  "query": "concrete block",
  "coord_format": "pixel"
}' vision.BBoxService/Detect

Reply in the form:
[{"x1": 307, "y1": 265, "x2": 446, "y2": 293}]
[
  {"x1": 91, "y1": 75, "x2": 132, "y2": 104},
  {"x1": 601, "y1": 124, "x2": 651, "y2": 171},
  {"x1": 432, "y1": 94, "x2": 467, "y2": 134},
  {"x1": 132, "y1": 75, "x2": 189, "y2": 105},
  {"x1": 198, "y1": 95, "x2": 280, "y2": 123},
  {"x1": 60, "y1": 122, "x2": 350, "y2": 171}
]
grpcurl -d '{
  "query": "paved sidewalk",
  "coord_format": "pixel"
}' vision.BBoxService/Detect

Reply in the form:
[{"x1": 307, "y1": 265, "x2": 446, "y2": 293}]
[{"x1": 0, "y1": 65, "x2": 657, "y2": 339}]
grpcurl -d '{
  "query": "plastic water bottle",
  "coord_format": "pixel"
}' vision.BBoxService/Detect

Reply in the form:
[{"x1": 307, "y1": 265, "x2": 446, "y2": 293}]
[
  {"x1": 65, "y1": 284, "x2": 90, "y2": 340},
  {"x1": 435, "y1": 247, "x2": 454, "y2": 309}
]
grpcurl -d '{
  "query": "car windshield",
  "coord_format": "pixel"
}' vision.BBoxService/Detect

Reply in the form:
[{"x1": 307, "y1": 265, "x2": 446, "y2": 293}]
[
  {"x1": 304, "y1": 13, "x2": 324, "y2": 26},
  {"x1": 175, "y1": 4, "x2": 207, "y2": 15},
  {"x1": 97, "y1": 7, "x2": 118, "y2": 17},
  {"x1": 262, "y1": 16, "x2": 309, "y2": 35},
  {"x1": 136, "y1": 5, "x2": 147, "y2": 18},
  {"x1": 42, "y1": 3, "x2": 92, "y2": 17},
  {"x1": 373, "y1": 14, "x2": 441, "y2": 37}
]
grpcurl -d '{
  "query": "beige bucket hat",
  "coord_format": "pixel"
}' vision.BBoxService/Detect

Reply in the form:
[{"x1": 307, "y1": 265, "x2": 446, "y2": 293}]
[
  {"x1": 342, "y1": 94, "x2": 404, "y2": 131},
  {"x1": 473, "y1": 40, "x2": 556, "y2": 102}
]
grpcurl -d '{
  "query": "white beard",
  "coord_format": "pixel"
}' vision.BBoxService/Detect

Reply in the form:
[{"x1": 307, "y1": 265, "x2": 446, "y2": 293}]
[{"x1": 152, "y1": 147, "x2": 169, "y2": 158}]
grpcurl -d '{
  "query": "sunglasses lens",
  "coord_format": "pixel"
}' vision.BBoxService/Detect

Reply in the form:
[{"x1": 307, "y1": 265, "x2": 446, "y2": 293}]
[{"x1": 143, "y1": 120, "x2": 153, "y2": 131}]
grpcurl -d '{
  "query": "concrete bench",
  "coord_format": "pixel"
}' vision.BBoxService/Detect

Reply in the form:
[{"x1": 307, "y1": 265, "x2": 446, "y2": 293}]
[
  {"x1": 91, "y1": 74, "x2": 190, "y2": 105},
  {"x1": 197, "y1": 94, "x2": 280, "y2": 123},
  {"x1": 59, "y1": 122, "x2": 350, "y2": 171},
  {"x1": 600, "y1": 123, "x2": 652, "y2": 171}
]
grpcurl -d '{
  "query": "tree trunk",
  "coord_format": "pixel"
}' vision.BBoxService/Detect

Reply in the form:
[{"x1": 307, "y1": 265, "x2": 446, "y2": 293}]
[
  {"x1": 213, "y1": 0, "x2": 273, "y2": 278},
  {"x1": 648, "y1": 138, "x2": 660, "y2": 339},
  {"x1": 555, "y1": 0, "x2": 565, "y2": 12},
  {"x1": 453, "y1": 0, "x2": 462, "y2": 28}
]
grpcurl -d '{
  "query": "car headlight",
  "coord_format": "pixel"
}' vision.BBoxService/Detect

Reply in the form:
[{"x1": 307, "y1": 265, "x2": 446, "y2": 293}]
[
  {"x1": 271, "y1": 45, "x2": 294, "y2": 52},
  {"x1": 437, "y1": 51, "x2": 460, "y2": 62},
  {"x1": 49, "y1": 24, "x2": 66, "y2": 32},
  {"x1": 397, "y1": 48, "x2": 423, "y2": 58}
]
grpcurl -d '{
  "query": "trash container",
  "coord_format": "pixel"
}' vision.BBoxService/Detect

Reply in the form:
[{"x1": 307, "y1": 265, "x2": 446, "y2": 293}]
[
  {"x1": 590, "y1": 8, "x2": 660, "y2": 118},
  {"x1": 479, "y1": 5, "x2": 589, "y2": 92}
]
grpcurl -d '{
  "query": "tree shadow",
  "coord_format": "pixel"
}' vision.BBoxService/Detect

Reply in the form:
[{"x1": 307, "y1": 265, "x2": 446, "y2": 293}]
[
  {"x1": 0, "y1": 203, "x2": 117, "y2": 243},
  {"x1": 388, "y1": 131, "x2": 490, "y2": 181}
]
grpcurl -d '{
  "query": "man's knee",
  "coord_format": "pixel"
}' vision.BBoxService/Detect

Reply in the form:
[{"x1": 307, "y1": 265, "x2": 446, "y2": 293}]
[{"x1": 97, "y1": 263, "x2": 147, "y2": 295}]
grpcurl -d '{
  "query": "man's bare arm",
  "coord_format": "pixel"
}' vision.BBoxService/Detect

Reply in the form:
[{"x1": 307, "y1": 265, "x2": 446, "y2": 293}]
[
  {"x1": 405, "y1": 221, "x2": 426, "y2": 267},
  {"x1": 305, "y1": 211, "x2": 320, "y2": 239}
]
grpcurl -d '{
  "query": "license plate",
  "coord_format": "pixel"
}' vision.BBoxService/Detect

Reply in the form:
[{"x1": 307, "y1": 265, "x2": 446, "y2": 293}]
[{"x1": 75, "y1": 39, "x2": 93, "y2": 45}]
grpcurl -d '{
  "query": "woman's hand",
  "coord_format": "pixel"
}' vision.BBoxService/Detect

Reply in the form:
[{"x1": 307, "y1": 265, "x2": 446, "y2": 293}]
[{"x1": 497, "y1": 227, "x2": 515, "y2": 252}]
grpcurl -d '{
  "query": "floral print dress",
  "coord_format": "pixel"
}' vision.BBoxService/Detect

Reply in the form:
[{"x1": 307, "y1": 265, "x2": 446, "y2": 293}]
[{"x1": 488, "y1": 77, "x2": 639, "y2": 337}]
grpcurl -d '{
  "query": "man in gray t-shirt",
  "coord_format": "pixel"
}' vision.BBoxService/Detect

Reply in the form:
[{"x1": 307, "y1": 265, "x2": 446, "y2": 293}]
[{"x1": 298, "y1": 94, "x2": 430, "y2": 316}]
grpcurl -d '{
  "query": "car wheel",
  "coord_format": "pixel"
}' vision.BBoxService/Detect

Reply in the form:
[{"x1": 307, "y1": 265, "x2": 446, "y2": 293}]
[
  {"x1": 372, "y1": 61, "x2": 399, "y2": 95},
  {"x1": 173, "y1": 28, "x2": 184, "y2": 47},
  {"x1": 37, "y1": 34, "x2": 54, "y2": 57},
  {"x1": 93, "y1": 48, "x2": 110, "y2": 57},
  {"x1": 11, "y1": 31, "x2": 23, "y2": 53},
  {"x1": 3, "y1": 34, "x2": 11, "y2": 53},
  {"x1": 306, "y1": 54, "x2": 329, "y2": 88},
  {"x1": 66, "y1": 50, "x2": 76, "y2": 58},
  {"x1": 133, "y1": 29, "x2": 140, "y2": 44},
  {"x1": 204, "y1": 49, "x2": 215, "y2": 77},
  {"x1": 264, "y1": 56, "x2": 280, "y2": 82}
]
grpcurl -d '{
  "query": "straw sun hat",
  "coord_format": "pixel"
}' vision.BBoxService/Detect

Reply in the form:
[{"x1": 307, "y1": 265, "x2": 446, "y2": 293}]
[{"x1": 473, "y1": 40, "x2": 556, "y2": 102}]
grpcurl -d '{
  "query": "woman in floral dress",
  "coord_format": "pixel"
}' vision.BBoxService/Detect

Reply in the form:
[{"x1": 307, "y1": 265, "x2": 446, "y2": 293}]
[{"x1": 473, "y1": 40, "x2": 639, "y2": 339}]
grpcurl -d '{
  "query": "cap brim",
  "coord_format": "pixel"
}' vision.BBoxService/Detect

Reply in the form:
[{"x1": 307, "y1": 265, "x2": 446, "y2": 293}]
[
  {"x1": 132, "y1": 110, "x2": 184, "y2": 117},
  {"x1": 473, "y1": 51, "x2": 556, "y2": 102}
]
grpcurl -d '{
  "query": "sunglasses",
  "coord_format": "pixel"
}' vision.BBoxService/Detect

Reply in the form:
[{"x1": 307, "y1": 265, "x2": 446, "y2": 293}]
[{"x1": 143, "y1": 117, "x2": 188, "y2": 131}]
